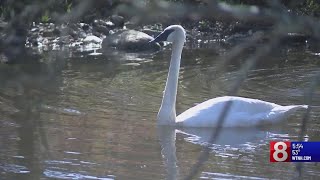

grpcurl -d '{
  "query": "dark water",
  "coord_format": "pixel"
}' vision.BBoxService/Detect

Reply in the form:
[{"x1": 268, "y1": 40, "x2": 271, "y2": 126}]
[{"x1": 0, "y1": 45, "x2": 319, "y2": 179}]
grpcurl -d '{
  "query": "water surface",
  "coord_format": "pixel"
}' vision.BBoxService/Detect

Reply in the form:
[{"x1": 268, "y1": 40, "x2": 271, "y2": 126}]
[{"x1": 0, "y1": 45, "x2": 319, "y2": 179}]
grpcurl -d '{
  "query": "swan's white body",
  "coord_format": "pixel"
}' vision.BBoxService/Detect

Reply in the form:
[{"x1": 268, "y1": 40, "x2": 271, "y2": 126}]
[
  {"x1": 154, "y1": 25, "x2": 307, "y2": 127},
  {"x1": 176, "y1": 96, "x2": 307, "y2": 127}
]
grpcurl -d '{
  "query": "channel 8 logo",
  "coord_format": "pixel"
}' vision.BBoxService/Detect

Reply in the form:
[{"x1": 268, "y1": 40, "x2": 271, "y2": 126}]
[{"x1": 270, "y1": 141, "x2": 291, "y2": 162}]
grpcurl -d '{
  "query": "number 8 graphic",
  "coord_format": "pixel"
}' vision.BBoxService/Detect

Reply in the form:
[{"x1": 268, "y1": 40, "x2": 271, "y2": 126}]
[{"x1": 273, "y1": 142, "x2": 288, "y2": 162}]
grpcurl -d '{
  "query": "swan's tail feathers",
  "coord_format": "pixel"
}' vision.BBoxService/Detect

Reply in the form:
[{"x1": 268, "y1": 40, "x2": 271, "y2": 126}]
[
  {"x1": 286, "y1": 105, "x2": 308, "y2": 110},
  {"x1": 278, "y1": 105, "x2": 308, "y2": 113},
  {"x1": 270, "y1": 105, "x2": 308, "y2": 120},
  {"x1": 300, "y1": 105, "x2": 308, "y2": 109},
  {"x1": 273, "y1": 105, "x2": 308, "y2": 111},
  {"x1": 278, "y1": 105, "x2": 309, "y2": 117}
]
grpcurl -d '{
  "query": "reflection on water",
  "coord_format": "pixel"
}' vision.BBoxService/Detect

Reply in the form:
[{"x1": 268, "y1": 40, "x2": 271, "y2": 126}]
[
  {"x1": 177, "y1": 127, "x2": 267, "y2": 148},
  {"x1": 0, "y1": 48, "x2": 319, "y2": 179},
  {"x1": 157, "y1": 126, "x2": 179, "y2": 180}
]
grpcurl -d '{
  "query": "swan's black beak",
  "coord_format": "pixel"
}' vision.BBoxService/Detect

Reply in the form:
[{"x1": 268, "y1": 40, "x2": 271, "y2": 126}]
[{"x1": 148, "y1": 29, "x2": 174, "y2": 43}]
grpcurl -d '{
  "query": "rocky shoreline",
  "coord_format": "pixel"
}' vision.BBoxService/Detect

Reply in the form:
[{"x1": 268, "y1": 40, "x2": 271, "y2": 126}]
[{"x1": 1, "y1": 14, "x2": 319, "y2": 64}]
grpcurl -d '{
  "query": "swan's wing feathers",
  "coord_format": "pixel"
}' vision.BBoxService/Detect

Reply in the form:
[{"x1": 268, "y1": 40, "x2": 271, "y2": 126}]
[
  {"x1": 177, "y1": 96, "x2": 280, "y2": 127},
  {"x1": 192, "y1": 96, "x2": 278, "y2": 114}
]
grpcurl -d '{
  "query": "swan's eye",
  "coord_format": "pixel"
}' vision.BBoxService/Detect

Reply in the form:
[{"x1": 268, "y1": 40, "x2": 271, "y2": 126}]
[{"x1": 152, "y1": 29, "x2": 175, "y2": 42}]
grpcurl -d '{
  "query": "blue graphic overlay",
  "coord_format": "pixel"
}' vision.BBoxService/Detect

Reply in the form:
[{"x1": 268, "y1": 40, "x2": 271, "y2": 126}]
[{"x1": 291, "y1": 142, "x2": 320, "y2": 162}]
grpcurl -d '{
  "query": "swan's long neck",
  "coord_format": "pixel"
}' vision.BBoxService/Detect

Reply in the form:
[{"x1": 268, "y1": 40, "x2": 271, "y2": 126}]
[{"x1": 158, "y1": 40, "x2": 184, "y2": 125}]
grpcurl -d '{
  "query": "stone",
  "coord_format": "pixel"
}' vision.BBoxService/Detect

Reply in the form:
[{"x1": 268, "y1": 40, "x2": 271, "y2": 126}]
[
  {"x1": 80, "y1": 23, "x2": 90, "y2": 31},
  {"x1": 94, "y1": 25, "x2": 110, "y2": 35},
  {"x1": 142, "y1": 29, "x2": 162, "y2": 37},
  {"x1": 83, "y1": 35, "x2": 102, "y2": 44},
  {"x1": 110, "y1": 15, "x2": 125, "y2": 27},
  {"x1": 102, "y1": 29, "x2": 160, "y2": 52}
]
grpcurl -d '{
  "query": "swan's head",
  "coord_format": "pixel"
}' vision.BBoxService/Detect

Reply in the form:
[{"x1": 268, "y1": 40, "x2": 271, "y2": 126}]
[{"x1": 151, "y1": 25, "x2": 186, "y2": 44}]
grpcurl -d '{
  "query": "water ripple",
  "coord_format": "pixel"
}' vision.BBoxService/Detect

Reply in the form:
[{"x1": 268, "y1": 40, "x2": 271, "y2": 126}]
[
  {"x1": 0, "y1": 163, "x2": 30, "y2": 174},
  {"x1": 44, "y1": 169, "x2": 114, "y2": 180}
]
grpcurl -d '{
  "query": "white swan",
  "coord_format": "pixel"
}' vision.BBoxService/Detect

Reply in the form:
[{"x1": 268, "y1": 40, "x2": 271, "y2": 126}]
[{"x1": 151, "y1": 25, "x2": 307, "y2": 127}]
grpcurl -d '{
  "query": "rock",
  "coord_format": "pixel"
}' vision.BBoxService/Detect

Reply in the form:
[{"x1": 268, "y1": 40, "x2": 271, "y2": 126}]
[
  {"x1": 93, "y1": 20, "x2": 112, "y2": 35},
  {"x1": 102, "y1": 29, "x2": 160, "y2": 52},
  {"x1": 82, "y1": 14, "x2": 96, "y2": 24},
  {"x1": 142, "y1": 29, "x2": 162, "y2": 37},
  {"x1": 28, "y1": 34, "x2": 39, "y2": 46},
  {"x1": 93, "y1": 20, "x2": 104, "y2": 27},
  {"x1": 110, "y1": 15, "x2": 124, "y2": 27},
  {"x1": 92, "y1": 31, "x2": 102, "y2": 38},
  {"x1": 78, "y1": 31, "x2": 87, "y2": 39},
  {"x1": 31, "y1": 27, "x2": 39, "y2": 32},
  {"x1": 105, "y1": 21, "x2": 115, "y2": 28},
  {"x1": 94, "y1": 25, "x2": 110, "y2": 35},
  {"x1": 80, "y1": 23, "x2": 90, "y2": 31},
  {"x1": 83, "y1": 35, "x2": 102, "y2": 44},
  {"x1": 224, "y1": 31, "x2": 267, "y2": 46},
  {"x1": 42, "y1": 28, "x2": 60, "y2": 37},
  {"x1": 54, "y1": 35, "x2": 72, "y2": 46},
  {"x1": 93, "y1": 19, "x2": 113, "y2": 28},
  {"x1": 67, "y1": 28, "x2": 78, "y2": 39}
]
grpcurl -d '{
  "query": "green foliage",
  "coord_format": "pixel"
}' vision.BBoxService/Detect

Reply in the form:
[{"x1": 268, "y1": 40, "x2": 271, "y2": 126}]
[
  {"x1": 41, "y1": 11, "x2": 51, "y2": 23},
  {"x1": 199, "y1": 20, "x2": 209, "y2": 30},
  {"x1": 305, "y1": 0, "x2": 320, "y2": 15},
  {"x1": 65, "y1": 0, "x2": 73, "y2": 13},
  {"x1": 0, "y1": 6, "x2": 10, "y2": 19}
]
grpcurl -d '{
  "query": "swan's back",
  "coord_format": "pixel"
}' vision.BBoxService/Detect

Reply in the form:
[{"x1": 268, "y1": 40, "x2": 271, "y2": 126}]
[{"x1": 176, "y1": 96, "x2": 305, "y2": 127}]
